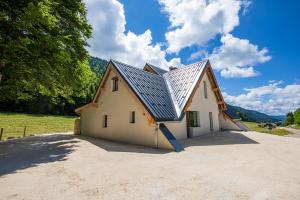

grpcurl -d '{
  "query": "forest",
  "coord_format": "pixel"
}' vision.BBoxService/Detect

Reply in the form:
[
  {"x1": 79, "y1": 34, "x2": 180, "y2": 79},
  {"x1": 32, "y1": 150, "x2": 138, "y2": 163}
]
[{"x1": 0, "y1": 0, "x2": 107, "y2": 115}]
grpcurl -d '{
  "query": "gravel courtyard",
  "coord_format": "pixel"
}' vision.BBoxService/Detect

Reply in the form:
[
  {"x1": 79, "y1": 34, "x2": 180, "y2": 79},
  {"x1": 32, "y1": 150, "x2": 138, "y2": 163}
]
[{"x1": 0, "y1": 131, "x2": 300, "y2": 200}]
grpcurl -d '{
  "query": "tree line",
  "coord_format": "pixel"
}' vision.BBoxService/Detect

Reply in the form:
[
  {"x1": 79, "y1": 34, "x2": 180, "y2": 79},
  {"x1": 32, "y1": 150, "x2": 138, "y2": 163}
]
[
  {"x1": 284, "y1": 108, "x2": 300, "y2": 126},
  {"x1": 0, "y1": 0, "x2": 107, "y2": 115}
]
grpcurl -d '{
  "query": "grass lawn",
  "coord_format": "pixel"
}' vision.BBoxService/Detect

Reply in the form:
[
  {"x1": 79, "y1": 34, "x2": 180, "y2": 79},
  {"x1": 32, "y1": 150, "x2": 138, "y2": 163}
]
[
  {"x1": 243, "y1": 121, "x2": 292, "y2": 136},
  {"x1": 0, "y1": 112, "x2": 77, "y2": 140}
]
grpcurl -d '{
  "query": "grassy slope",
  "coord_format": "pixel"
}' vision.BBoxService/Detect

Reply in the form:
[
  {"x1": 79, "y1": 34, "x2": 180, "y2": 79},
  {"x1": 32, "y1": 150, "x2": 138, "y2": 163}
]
[
  {"x1": 0, "y1": 112, "x2": 77, "y2": 140},
  {"x1": 243, "y1": 121, "x2": 292, "y2": 136},
  {"x1": 292, "y1": 124, "x2": 300, "y2": 130}
]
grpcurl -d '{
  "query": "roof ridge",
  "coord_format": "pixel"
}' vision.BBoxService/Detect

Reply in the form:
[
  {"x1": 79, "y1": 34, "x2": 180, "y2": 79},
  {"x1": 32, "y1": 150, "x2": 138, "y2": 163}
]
[
  {"x1": 146, "y1": 63, "x2": 168, "y2": 72},
  {"x1": 166, "y1": 59, "x2": 208, "y2": 73},
  {"x1": 111, "y1": 59, "x2": 163, "y2": 78}
]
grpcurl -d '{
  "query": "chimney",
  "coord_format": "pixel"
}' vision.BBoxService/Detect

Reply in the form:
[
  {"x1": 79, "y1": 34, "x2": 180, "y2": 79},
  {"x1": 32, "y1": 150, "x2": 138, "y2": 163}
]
[{"x1": 169, "y1": 66, "x2": 177, "y2": 71}]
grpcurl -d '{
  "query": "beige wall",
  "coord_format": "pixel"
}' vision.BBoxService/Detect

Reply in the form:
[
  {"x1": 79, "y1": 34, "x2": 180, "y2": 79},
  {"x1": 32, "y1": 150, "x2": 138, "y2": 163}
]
[
  {"x1": 80, "y1": 66, "x2": 173, "y2": 150},
  {"x1": 162, "y1": 116, "x2": 187, "y2": 140},
  {"x1": 219, "y1": 113, "x2": 242, "y2": 131}
]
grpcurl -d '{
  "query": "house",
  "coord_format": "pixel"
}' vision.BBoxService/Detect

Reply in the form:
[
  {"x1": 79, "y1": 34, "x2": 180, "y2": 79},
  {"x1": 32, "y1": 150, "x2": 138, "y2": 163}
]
[{"x1": 75, "y1": 59, "x2": 246, "y2": 151}]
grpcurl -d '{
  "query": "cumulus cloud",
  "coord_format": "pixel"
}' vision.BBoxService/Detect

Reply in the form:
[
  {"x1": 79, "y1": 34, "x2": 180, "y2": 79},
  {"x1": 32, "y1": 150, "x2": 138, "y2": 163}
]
[
  {"x1": 159, "y1": 0, "x2": 245, "y2": 53},
  {"x1": 84, "y1": 0, "x2": 180, "y2": 69},
  {"x1": 223, "y1": 81, "x2": 300, "y2": 115},
  {"x1": 188, "y1": 50, "x2": 208, "y2": 61},
  {"x1": 210, "y1": 34, "x2": 271, "y2": 78}
]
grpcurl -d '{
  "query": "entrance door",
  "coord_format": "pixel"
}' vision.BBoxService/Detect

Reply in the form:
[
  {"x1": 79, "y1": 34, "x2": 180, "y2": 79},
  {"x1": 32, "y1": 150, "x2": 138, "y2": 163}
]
[{"x1": 209, "y1": 112, "x2": 213, "y2": 131}]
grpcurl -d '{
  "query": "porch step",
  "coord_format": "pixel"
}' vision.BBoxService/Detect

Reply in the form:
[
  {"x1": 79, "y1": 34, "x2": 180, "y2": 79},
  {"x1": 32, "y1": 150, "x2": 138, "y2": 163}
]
[{"x1": 159, "y1": 123, "x2": 184, "y2": 152}]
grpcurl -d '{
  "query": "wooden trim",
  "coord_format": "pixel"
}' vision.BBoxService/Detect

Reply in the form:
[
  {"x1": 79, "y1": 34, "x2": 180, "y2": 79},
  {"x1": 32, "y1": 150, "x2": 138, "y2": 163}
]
[{"x1": 205, "y1": 62, "x2": 226, "y2": 111}]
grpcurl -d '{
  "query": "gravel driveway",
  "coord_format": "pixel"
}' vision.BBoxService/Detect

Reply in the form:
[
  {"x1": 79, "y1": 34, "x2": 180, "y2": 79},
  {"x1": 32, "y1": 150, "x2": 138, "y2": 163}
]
[{"x1": 0, "y1": 131, "x2": 300, "y2": 200}]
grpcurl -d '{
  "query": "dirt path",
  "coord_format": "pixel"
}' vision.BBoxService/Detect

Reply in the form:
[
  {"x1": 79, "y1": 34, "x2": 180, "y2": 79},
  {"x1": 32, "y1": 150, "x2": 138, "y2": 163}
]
[
  {"x1": 281, "y1": 127, "x2": 300, "y2": 138},
  {"x1": 1, "y1": 131, "x2": 300, "y2": 200}
]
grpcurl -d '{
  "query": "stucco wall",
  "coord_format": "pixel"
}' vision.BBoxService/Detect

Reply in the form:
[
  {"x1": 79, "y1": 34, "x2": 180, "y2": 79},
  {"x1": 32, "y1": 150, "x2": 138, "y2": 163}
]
[
  {"x1": 219, "y1": 113, "x2": 242, "y2": 131},
  {"x1": 80, "y1": 67, "x2": 173, "y2": 150},
  {"x1": 162, "y1": 116, "x2": 187, "y2": 140}
]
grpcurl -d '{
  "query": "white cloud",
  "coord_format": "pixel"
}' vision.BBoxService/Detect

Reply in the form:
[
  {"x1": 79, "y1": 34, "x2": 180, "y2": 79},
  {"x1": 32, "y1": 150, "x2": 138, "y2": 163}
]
[
  {"x1": 188, "y1": 50, "x2": 208, "y2": 61},
  {"x1": 84, "y1": 0, "x2": 180, "y2": 69},
  {"x1": 210, "y1": 34, "x2": 271, "y2": 78},
  {"x1": 223, "y1": 81, "x2": 300, "y2": 115},
  {"x1": 159, "y1": 0, "x2": 245, "y2": 53},
  {"x1": 241, "y1": 0, "x2": 252, "y2": 15}
]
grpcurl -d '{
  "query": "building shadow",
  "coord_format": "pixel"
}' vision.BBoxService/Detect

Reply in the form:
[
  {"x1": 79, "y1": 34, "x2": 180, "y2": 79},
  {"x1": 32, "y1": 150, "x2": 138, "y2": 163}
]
[
  {"x1": 181, "y1": 131, "x2": 259, "y2": 148},
  {"x1": 0, "y1": 134, "x2": 79, "y2": 176},
  {"x1": 76, "y1": 135, "x2": 170, "y2": 154}
]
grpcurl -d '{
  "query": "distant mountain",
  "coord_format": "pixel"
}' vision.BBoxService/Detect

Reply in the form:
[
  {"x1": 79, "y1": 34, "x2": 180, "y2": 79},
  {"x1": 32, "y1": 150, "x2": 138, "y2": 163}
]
[
  {"x1": 89, "y1": 56, "x2": 108, "y2": 75},
  {"x1": 271, "y1": 115, "x2": 285, "y2": 121},
  {"x1": 227, "y1": 104, "x2": 284, "y2": 123}
]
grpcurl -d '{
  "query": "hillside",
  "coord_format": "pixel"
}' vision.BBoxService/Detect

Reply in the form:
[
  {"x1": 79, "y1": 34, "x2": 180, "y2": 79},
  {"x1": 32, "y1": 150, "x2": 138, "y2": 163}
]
[
  {"x1": 89, "y1": 56, "x2": 108, "y2": 75},
  {"x1": 227, "y1": 104, "x2": 284, "y2": 123}
]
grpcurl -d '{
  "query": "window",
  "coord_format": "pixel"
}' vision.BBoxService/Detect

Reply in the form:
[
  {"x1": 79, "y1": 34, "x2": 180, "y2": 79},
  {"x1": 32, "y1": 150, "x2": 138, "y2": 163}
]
[
  {"x1": 112, "y1": 77, "x2": 118, "y2": 92},
  {"x1": 187, "y1": 111, "x2": 199, "y2": 127},
  {"x1": 130, "y1": 111, "x2": 135, "y2": 123},
  {"x1": 204, "y1": 81, "x2": 208, "y2": 99},
  {"x1": 103, "y1": 115, "x2": 108, "y2": 128}
]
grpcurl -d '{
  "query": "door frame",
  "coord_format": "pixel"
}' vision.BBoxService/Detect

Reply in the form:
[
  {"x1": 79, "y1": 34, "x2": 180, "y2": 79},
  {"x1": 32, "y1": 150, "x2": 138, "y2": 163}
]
[
  {"x1": 209, "y1": 112, "x2": 214, "y2": 131},
  {"x1": 186, "y1": 112, "x2": 192, "y2": 138}
]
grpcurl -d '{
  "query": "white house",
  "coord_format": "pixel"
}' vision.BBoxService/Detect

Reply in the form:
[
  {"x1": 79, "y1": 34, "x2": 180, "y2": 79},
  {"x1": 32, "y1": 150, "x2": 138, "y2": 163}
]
[{"x1": 75, "y1": 59, "x2": 245, "y2": 151}]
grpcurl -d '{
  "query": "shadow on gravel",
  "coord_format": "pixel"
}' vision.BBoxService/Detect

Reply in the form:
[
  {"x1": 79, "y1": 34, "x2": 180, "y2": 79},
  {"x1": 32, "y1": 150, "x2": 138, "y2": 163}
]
[
  {"x1": 181, "y1": 131, "x2": 259, "y2": 148},
  {"x1": 76, "y1": 135, "x2": 170, "y2": 154},
  {"x1": 0, "y1": 134, "x2": 79, "y2": 176}
]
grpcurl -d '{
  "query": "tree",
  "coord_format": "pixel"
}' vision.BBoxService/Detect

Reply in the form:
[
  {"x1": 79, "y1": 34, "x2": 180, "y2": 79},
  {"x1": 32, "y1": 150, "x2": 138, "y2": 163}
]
[
  {"x1": 0, "y1": 0, "x2": 93, "y2": 114},
  {"x1": 284, "y1": 112, "x2": 294, "y2": 126},
  {"x1": 294, "y1": 108, "x2": 300, "y2": 125}
]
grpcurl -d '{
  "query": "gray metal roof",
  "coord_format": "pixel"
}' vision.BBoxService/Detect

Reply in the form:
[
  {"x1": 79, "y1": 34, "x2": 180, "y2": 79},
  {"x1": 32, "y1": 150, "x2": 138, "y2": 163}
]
[
  {"x1": 146, "y1": 63, "x2": 168, "y2": 76},
  {"x1": 111, "y1": 60, "x2": 177, "y2": 121},
  {"x1": 110, "y1": 59, "x2": 208, "y2": 121},
  {"x1": 164, "y1": 60, "x2": 207, "y2": 114}
]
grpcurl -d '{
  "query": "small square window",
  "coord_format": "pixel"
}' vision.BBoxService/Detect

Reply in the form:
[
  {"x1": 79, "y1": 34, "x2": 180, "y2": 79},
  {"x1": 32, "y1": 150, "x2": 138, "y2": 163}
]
[
  {"x1": 112, "y1": 77, "x2": 118, "y2": 92},
  {"x1": 130, "y1": 111, "x2": 135, "y2": 123},
  {"x1": 204, "y1": 81, "x2": 208, "y2": 99},
  {"x1": 103, "y1": 115, "x2": 108, "y2": 128}
]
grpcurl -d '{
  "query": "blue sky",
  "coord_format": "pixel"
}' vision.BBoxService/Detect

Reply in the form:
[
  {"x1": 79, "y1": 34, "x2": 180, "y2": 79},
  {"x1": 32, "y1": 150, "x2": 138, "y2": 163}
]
[{"x1": 85, "y1": 0, "x2": 300, "y2": 115}]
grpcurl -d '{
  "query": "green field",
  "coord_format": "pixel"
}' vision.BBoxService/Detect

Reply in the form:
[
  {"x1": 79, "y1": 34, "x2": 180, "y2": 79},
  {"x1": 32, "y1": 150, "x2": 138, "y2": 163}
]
[
  {"x1": 243, "y1": 121, "x2": 292, "y2": 136},
  {"x1": 0, "y1": 112, "x2": 77, "y2": 140},
  {"x1": 292, "y1": 124, "x2": 300, "y2": 130}
]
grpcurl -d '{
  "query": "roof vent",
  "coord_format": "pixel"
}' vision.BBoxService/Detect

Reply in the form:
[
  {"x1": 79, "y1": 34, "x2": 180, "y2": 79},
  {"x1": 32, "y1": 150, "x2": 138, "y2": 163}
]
[{"x1": 169, "y1": 66, "x2": 177, "y2": 71}]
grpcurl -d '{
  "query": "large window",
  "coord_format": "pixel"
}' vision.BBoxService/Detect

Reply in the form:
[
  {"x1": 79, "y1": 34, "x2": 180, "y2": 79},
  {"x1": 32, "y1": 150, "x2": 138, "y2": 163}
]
[
  {"x1": 130, "y1": 111, "x2": 135, "y2": 123},
  {"x1": 187, "y1": 111, "x2": 199, "y2": 127},
  {"x1": 112, "y1": 77, "x2": 118, "y2": 92},
  {"x1": 204, "y1": 81, "x2": 208, "y2": 99},
  {"x1": 103, "y1": 115, "x2": 108, "y2": 128}
]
